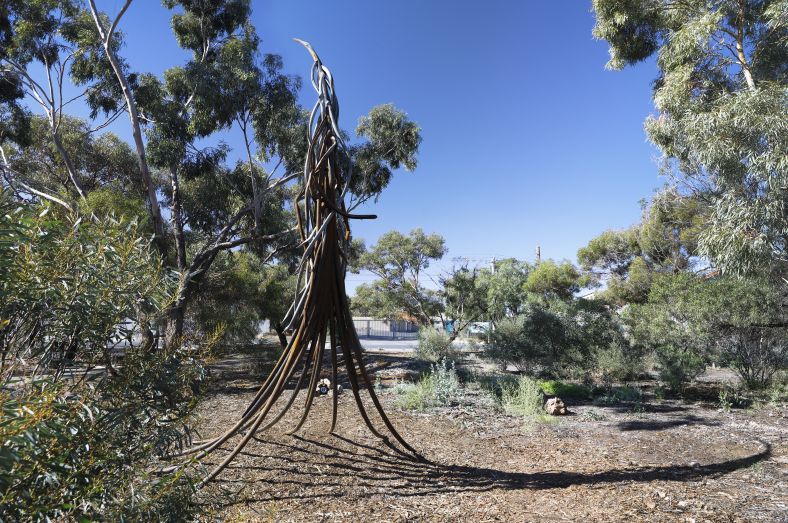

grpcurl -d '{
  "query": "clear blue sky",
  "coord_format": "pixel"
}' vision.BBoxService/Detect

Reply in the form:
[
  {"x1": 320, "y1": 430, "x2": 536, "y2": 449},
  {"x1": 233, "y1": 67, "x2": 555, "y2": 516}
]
[{"x1": 52, "y1": 1, "x2": 663, "y2": 289}]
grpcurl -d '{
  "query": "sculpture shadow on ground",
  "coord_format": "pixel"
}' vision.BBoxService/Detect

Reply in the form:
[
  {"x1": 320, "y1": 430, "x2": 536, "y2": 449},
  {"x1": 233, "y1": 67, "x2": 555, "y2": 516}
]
[{"x1": 202, "y1": 431, "x2": 771, "y2": 505}]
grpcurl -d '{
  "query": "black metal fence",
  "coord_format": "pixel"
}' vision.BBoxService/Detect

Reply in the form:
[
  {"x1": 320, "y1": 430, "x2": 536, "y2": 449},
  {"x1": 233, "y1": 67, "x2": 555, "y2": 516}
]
[{"x1": 352, "y1": 317, "x2": 419, "y2": 339}]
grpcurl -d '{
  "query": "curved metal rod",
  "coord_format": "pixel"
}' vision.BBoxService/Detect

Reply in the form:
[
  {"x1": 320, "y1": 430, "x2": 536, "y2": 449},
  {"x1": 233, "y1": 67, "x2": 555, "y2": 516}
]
[{"x1": 173, "y1": 39, "x2": 420, "y2": 486}]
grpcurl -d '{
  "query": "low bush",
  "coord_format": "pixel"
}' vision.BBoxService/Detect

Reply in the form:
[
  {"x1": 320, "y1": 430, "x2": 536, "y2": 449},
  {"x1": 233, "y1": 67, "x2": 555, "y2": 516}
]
[
  {"x1": 593, "y1": 342, "x2": 644, "y2": 385},
  {"x1": 486, "y1": 305, "x2": 566, "y2": 373},
  {"x1": 393, "y1": 380, "x2": 433, "y2": 411},
  {"x1": 656, "y1": 346, "x2": 706, "y2": 392},
  {"x1": 593, "y1": 386, "x2": 643, "y2": 405},
  {"x1": 539, "y1": 380, "x2": 591, "y2": 399},
  {"x1": 718, "y1": 386, "x2": 748, "y2": 412},
  {"x1": 469, "y1": 373, "x2": 518, "y2": 402},
  {"x1": 394, "y1": 358, "x2": 463, "y2": 410},
  {"x1": 500, "y1": 376, "x2": 544, "y2": 417},
  {"x1": 0, "y1": 203, "x2": 209, "y2": 520},
  {"x1": 415, "y1": 328, "x2": 454, "y2": 362},
  {"x1": 768, "y1": 371, "x2": 788, "y2": 406},
  {"x1": 0, "y1": 343, "x2": 207, "y2": 521}
]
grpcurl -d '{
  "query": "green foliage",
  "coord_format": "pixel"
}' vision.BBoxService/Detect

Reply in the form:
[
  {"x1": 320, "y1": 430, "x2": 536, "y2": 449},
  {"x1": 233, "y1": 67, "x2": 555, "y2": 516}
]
[
  {"x1": 578, "y1": 189, "x2": 707, "y2": 305},
  {"x1": 394, "y1": 359, "x2": 462, "y2": 410},
  {"x1": 557, "y1": 298, "x2": 636, "y2": 379},
  {"x1": 0, "y1": 345, "x2": 205, "y2": 521},
  {"x1": 480, "y1": 258, "x2": 532, "y2": 321},
  {"x1": 627, "y1": 272, "x2": 787, "y2": 388},
  {"x1": 539, "y1": 380, "x2": 592, "y2": 399},
  {"x1": 3, "y1": 1, "x2": 423, "y2": 352},
  {"x1": 577, "y1": 228, "x2": 640, "y2": 278},
  {"x1": 353, "y1": 228, "x2": 445, "y2": 324},
  {"x1": 768, "y1": 373, "x2": 788, "y2": 406},
  {"x1": 639, "y1": 189, "x2": 705, "y2": 270},
  {"x1": 439, "y1": 265, "x2": 489, "y2": 336},
  {"x1": 82, "y1": 186, "x2": 149, "y2": 226},
  {"x1": 605, "y1": 255, "x2": 653, "y2": 304},
  {"x1": 472, "y1": 373, "x2": 519, "y2": 401},
  {"x1": 593, "y1": 342, "x2": 644, "y2": 385},
  {"x1": 349, "y1": 104, "x2": 422, "y2": 205},
  {"x1": 486, "y1": 304, "x2": 566, "y2": 373},
  {"x1": 0, "y1": 201, "x2": 173, "y2": 371},
  {"x1": 188, "y1": 250, "x2": 273, "y2": 344},
  {"x1": 255, "y1": 262, "x2": 297, "y2": 335},
  {"x1": 415, "y1": 327, "x2": 453, "y2": 363},
  {"x1": 655, "y1": 345, "x2": 706, "y2": 392},
  {"x1": 7, "y1": 115, "x2": 142, "y2": 201},
  {"x1": 500, "y1": 376, "x2": 544, "y2": 417},
  {"x1": 524, "y1": 259, "x2": 587, "y2": 301},
  {"x1": 0, "y1": 199, "x2": 207, "y2": 521},
  {"x1": 393, "y1": 380, "x2": 433, "y2": 411},
  {"x1": 592, "y1": 0, "x2": 788, "y2": 279},
  {"x1": 718, "y1": 386, "x2": 747, "y2": 412},
  {"x1": 484, "y1": 295, "x2": 637, "y2": 382},
  {"x1": 593, "y1": 386, "x2": 643, "y2": 405}
]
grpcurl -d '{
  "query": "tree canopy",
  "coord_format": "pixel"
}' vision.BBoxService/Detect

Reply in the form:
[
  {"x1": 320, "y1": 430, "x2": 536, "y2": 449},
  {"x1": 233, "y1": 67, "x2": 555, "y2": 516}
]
[
  {"x1": 592, "y1": 0, "x2": 788, "y2": 279},
  {"x1": 0, "y1": 0, "x2": 422, "y2": 344},
  {"x1": 352, "y1": 228, "x2": 445, "y2": 325}
]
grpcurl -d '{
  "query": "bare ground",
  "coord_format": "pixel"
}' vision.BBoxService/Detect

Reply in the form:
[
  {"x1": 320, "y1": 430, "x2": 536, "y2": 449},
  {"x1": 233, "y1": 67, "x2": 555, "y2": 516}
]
[{"x1": 192, "y1": 350, "x2": 788, "y2": 522}]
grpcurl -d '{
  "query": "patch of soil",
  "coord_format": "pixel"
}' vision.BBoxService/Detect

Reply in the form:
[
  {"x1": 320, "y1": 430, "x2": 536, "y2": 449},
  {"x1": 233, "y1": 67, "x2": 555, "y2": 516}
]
[{"x1": 192, "y1": 351, "x2": 788, "y2": 522}]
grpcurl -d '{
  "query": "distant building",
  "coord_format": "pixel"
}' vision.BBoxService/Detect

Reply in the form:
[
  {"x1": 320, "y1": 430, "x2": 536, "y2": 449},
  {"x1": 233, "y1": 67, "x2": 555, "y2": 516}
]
[{"x1": 352, "y1": 316, "x2": 419, "y2": 339}]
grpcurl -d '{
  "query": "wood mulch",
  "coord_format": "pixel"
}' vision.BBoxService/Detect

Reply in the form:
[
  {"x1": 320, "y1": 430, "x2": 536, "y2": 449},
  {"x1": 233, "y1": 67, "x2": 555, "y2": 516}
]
[{"x1": 191, "y1": 350, "x2": 787, "y2": 522}]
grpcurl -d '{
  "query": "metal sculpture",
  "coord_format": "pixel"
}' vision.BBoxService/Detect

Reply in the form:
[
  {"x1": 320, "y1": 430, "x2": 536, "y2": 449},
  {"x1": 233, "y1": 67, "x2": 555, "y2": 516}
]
[{"x1": 177, "y1": 40, "x2": 417, "y2": 487}]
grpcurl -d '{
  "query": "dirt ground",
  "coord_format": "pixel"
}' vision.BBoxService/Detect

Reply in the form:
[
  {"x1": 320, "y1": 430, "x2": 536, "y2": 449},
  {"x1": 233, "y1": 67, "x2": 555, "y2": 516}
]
[{"x1": 191, "y1": 349, "x2": 788, "y2": 522}]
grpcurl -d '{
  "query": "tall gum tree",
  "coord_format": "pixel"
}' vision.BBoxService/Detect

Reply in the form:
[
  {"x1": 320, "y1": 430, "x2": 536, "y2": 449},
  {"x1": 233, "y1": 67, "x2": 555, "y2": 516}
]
[
  {"x1": 80, "y1": 0, "x2": 422, "y2": 344},
  {"x1": 592, "y1": 0, "x2": 788, "y2": 280},
  {"x1": 353, "y1": 229, "x2": 445, "y2": 326},
  {"x1": 0, "y1": 1, "x2": 129, "y2": 204}
]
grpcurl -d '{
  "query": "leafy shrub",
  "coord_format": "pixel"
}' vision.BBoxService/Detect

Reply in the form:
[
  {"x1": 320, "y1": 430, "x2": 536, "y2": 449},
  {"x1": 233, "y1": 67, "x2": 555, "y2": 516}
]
[
  {"x1": 767, "y1": 371, "x2": 788, "y2": 406},
  {"x1": 718, "y1": 387, "x2": 735, "y2": 412},
  {"x1": 626, "y1": 273, "x2": 787, "y2": 389},
  {"x1": 0, "y1": 342, "x2": 207, "y2": 521},
  {"x1": 485, "y1": 298, "x2": 637, "y2": 381},
  {"x1": 656, "y1": 346, "x2": 706, "y2": 392},
  {"x1": 470, "y1": 373, "x2": 518, "y2": 402},
  {"x1": 539, "y1": 380, "x2": 591, "y2": 399},
  {"x1": 557, "y1": 298, "x2": 636, "y2": 380},
  {"x1": 0, "y1": 201, "x2": 207, "y2": 520},
  {"x1": 415, "y1": 327, "x2": 453, "y2": 362},
  {"x1": 0, "y1": 203, "x2": 173, "y2": 373},
  {"x1": 592, "y1": 342, "x2": 644, "y2": 385},
  {"x1": 768, "y1": 384, "x2": 787, "y2": 406},
  {"x1": 431, "y1": 358, "x2": 463, "y2": 405},
  {"x1": 500, "y1": 376, "x2": 544, "y2": 417},
  {"x1": 393, "y1": 380, "x2": 432, "y2": 411},
  {"x1": 486, "y1": 304, "x2": 566, "y2": 373},
  {"x1": 593, "y1": 386, "x2": 643, "y2": 405},
  {"x1": 394, "y1": 358, "x2": 462, "y2": 410}
]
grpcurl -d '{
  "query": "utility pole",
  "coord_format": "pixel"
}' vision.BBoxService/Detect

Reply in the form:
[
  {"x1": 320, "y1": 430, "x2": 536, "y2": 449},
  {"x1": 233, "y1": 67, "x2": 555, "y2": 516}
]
[{"x1": 535, "y1": 245, "x2": 541, "y2": 264}]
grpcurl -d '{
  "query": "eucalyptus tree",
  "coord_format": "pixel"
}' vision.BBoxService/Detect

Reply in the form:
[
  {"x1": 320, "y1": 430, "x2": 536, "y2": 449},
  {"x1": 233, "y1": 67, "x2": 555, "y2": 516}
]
[
  {"x1": 0, "y1": 0, "x2": 129, "y2": 206},
  {"x1": 592, "y1": 0, "x2": 788, "y2": 279},
  {"x1": 80, "y1": 0, "x2": 421, "y2": 342},
  {"x1": 480, "y1": 258, "x2": 532, "y2": 322},
  {"x1": 1, "y1": 1, "x2": 422, "y2": 344},
  {"x1": 626, "y1": 272, "x2": 787, "y2": 388},
  {"x1": 5, "y1": 115, "x2": 142, "y2": 204},
  {"x1": 523, "y1": 259, "x2": 588, "y2": 303},
  {"x1": 578, "y1": 188, "x2": 707, "y2": 304},
  {"x1": 352, "y1": 228, "x2": 445, "y2": 325},
  {"x1": 439, "y1": 264, "x2": 489, "y2": 338}
]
